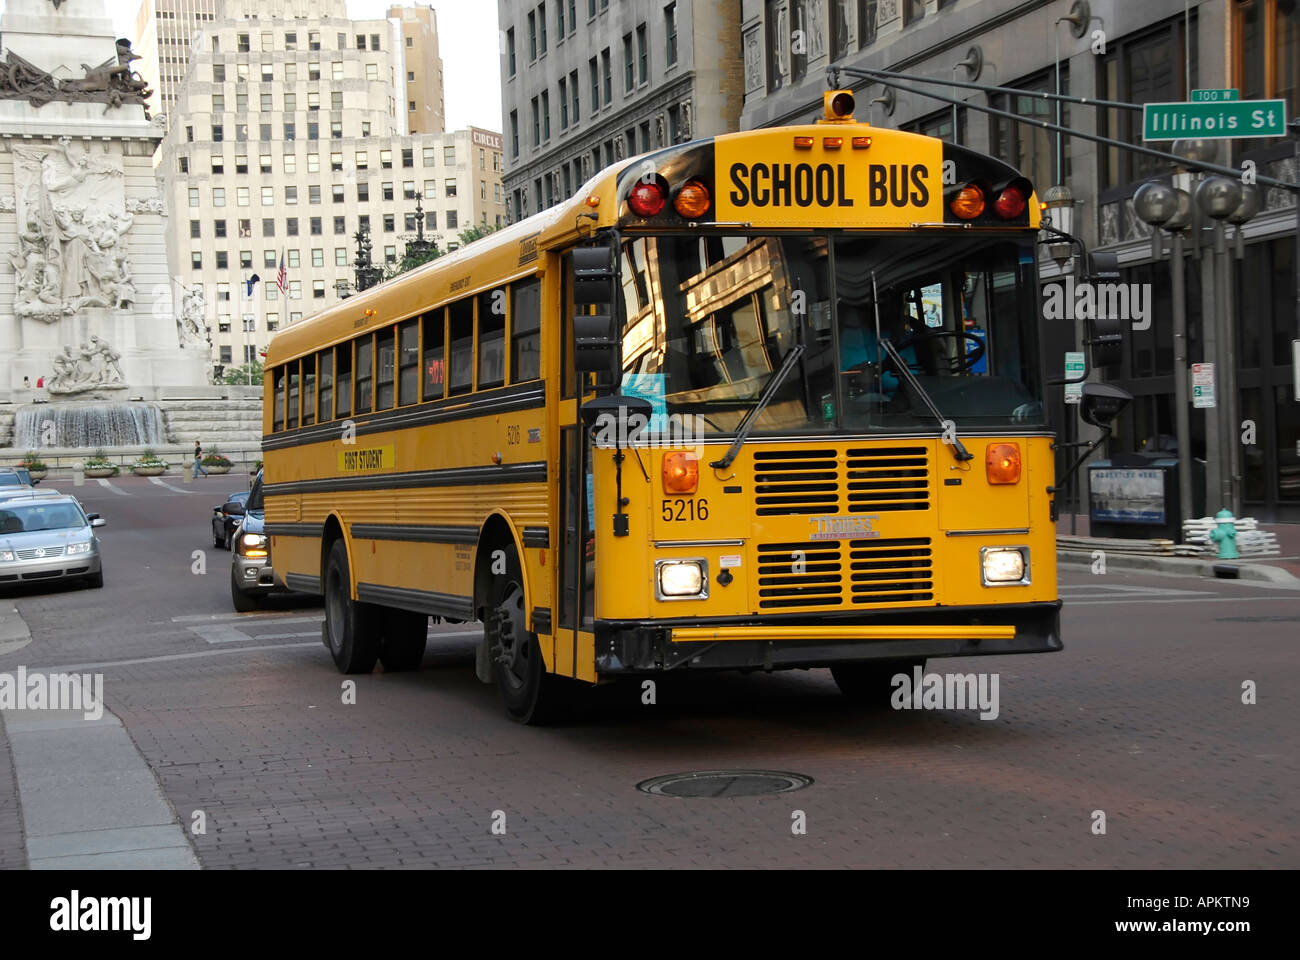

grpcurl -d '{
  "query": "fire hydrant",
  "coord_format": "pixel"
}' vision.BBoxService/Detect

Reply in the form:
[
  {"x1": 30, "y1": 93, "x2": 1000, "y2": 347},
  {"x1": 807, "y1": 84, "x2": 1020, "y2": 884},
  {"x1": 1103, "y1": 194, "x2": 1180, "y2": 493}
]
[{"x1": 1208, "y1": 508, "x2": 1239, "y2": 560}]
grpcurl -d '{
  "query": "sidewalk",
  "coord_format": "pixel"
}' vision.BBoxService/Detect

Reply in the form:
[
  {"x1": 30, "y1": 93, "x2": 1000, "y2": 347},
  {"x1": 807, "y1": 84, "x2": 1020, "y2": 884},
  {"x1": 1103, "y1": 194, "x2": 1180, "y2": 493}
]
[{"x1": 1056, "y1": 513, "x2": 1300, "y2": 583}]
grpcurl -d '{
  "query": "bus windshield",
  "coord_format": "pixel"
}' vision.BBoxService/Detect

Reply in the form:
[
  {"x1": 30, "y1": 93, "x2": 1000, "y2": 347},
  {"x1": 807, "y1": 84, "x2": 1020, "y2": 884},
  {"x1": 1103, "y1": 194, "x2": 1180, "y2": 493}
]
[{"x1": 617, "y1": 233, "x2": 1044, "y2": 435}]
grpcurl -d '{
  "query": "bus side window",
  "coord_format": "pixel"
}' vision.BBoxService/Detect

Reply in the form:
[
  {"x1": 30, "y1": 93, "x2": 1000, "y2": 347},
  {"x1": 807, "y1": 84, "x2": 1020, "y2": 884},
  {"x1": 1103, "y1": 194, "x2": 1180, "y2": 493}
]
[
  {"x1": 335, "y1": 342, "x2": 353, "y2": 418},
  {"x1": 317, "y1": 349, "x2": 333, "y2": 422},
  {"x1": 355, "y1": 334, "x2": 374, "y2": 414},
  {"x1": 272, "y1": 366, "x2": 285, "y2": 432},
  {"x1": 287, "y1": 361, "x2": 300, "y2": 428},
  {"x1": 478, "y1": 289, "x2": 506, "y2": 389},
  {"x1": 375, "y1": 327, "x2": 395, "y2": 410},
  {"x1": 511, "y1": 278, "x2": 541, "y2": 383},
  {"x1": 301, "y1": 354, "x2": 316, "y2": 426},
  {"x1": 449, "y1": 298, "x2": 473, "y2": 395},
  {"x1": 397, "y1": 318, "x2": 419, "y2": 405},
  {"x1": 422, "y1": 309, "x2": 446, "y2": 401}
]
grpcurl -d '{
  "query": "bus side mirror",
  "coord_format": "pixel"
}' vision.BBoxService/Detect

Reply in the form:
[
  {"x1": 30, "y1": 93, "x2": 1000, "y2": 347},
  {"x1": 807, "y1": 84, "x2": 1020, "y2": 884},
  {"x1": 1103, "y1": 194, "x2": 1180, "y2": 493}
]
[
  {"x1": 571, "y1": 245, "x2": 619, "y2": 376},
  {"x1": 1080, "y1": 382, "x2": 1131, "y2": 428}
]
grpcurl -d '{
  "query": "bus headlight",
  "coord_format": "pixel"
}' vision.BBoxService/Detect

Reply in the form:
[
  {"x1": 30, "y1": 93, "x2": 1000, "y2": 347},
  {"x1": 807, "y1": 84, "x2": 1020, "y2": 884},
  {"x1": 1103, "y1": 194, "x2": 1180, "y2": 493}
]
[
  {"x1": 980, "y1": 546, "x2": 1030, "y2": 586},
  {"x1": 656, "y1": 558, "x2": 708, "y2": 600}
]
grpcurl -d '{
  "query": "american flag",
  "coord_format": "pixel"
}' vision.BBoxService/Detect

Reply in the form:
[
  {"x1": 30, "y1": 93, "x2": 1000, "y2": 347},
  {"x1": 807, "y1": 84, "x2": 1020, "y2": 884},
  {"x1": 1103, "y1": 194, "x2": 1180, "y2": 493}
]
[{"x1": 275, "y1": 251, "x2": 287, "y2": 295}]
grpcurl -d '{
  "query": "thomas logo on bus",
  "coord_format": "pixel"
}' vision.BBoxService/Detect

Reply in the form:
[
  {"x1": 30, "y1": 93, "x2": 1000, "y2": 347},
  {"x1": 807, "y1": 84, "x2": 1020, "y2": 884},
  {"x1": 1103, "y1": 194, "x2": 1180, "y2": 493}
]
[{"x1": 809, "y1": 515, "x2": 881, "y2": 540}]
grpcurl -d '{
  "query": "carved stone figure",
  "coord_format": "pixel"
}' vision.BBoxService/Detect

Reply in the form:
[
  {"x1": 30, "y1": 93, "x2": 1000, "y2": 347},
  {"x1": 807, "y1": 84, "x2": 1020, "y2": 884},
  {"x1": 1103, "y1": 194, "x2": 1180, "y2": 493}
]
[
  {"x1": 743, "y1": 27, "x2": 763, "y2": 93},
  {"x1": 0, "y1": 39, "x2": 152, "y2": 116},
  {"x1": 177, "y1": 283, "x2": 210, "y2": 349},
  {"x1": 125, "y1": 195, "x2": 165, "y2": 215},
  {"x1": 46, "y1": 338, "x2": 128, "y2": 394},
  {"x1": 9, "y1": 140, "x2": 132, "y2": 317},
  {"x1": 0, "y1": 195, "x2": 15, "y2": 212}
]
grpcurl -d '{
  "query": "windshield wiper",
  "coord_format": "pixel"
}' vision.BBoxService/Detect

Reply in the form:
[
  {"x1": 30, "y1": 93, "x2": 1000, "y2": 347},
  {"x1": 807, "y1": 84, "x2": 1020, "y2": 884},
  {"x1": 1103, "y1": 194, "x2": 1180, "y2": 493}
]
[
  {"x1": 870, "y1": 271, "x2": 972, "y2": 463},
  {"x1": 709, "y1": 344, "x2": 805, "y2": 470},
  {"x1": 879, "y1": 337, "x2": 974, "y2": 462}
]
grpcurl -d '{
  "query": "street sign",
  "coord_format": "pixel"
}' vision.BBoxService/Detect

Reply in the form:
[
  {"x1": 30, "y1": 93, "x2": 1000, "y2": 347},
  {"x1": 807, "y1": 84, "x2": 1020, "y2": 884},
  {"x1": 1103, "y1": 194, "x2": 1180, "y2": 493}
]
[
  {"x1": 1064, "y1": 351, "x2": 1085, "y2": 404},
  {"x1": 1192, "y1": 362, "x2": 1216, "y2": 409},
  {"x1": 1142, "y1": 99, "x2": 1287, "y2": 140},
  {"x1": 1190, "y1": 88, "x2": 1239, "y2": 102}
]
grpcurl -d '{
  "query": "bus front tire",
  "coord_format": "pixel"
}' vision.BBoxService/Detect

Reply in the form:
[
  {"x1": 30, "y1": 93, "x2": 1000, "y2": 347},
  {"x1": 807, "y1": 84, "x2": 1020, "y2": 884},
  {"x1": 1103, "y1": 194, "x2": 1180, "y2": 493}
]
[
  {"x1": 324, "y1": 539, "x2": 380, "y2": 674},
  {"x1": 831, "y1": 658, "x2": 925, "y2": 706},
  {"x1": 489, "y1": 545, "x2": 567, "y2": 725},
  {"x1": 379, "y1": 609, "x2": 428, "y2": 671}
]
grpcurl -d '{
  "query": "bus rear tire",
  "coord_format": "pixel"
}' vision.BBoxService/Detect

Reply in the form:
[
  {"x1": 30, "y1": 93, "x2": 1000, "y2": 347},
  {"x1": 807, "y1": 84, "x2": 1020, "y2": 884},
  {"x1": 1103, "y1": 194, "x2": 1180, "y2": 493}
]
[
  {"x1": 379, "y1": 609, "x2": 428, "y2": 671},
  {"x1": 489, "y1": 544, "x2": 568, "y2": 724},
  {"x1": 324, "y1": 539, "x2": 380, "y2": 674},
  {"x1": 831, "y1": 658, "x2": 925, "y2": 706}
]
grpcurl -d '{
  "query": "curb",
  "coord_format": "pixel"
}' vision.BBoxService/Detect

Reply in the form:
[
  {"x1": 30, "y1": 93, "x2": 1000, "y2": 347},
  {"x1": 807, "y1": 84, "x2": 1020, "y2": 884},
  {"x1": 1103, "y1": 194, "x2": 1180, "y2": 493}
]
[{"x1": 1058, "y1": 549, "x2": 1300, "y2": 584}]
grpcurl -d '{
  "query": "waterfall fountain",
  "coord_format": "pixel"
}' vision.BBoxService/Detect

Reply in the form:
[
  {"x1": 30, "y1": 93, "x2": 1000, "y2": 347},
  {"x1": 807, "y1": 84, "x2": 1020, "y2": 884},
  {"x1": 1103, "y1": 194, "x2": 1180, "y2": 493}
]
[{"x1": 13, "y1": 402, "x2": 166, "y2": 449}]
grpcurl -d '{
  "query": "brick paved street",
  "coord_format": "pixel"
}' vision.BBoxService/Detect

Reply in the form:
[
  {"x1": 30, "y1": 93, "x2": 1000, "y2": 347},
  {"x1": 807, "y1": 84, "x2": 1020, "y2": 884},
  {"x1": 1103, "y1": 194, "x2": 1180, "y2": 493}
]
[{"x1": 1, "y1": 475, "x2": 1297, "y2": 868}]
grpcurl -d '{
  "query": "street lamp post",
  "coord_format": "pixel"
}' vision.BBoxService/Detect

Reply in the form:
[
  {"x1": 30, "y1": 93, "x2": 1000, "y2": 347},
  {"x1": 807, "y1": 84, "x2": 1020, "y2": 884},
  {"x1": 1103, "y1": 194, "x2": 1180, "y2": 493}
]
[{"x1": 1135, "y1": 180, "x2": 1194, "y2": 523}]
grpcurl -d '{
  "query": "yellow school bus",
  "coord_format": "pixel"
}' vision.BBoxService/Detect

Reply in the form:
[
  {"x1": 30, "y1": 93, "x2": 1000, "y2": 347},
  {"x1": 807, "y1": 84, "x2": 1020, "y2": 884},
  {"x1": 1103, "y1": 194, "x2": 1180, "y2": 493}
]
[{"x1": 262, "y1": 91, "x2": 1074, "y2": 723}]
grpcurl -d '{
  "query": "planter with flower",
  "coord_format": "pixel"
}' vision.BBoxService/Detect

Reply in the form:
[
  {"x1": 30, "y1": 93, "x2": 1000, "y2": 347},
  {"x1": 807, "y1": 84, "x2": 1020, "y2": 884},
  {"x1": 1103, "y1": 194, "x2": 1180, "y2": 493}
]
[
  {"x1": 131, "y1": 449, "x2": 168, "y2": 476},
  {"x1": 84, "y1": 450, "x2": 119, "y2": 478},
  {"x1": 19, "y1": 452, "x2": 47, "y2": 481},
  {"x1": 201, "y1": 449, "x2": 233, "y2": 475}
]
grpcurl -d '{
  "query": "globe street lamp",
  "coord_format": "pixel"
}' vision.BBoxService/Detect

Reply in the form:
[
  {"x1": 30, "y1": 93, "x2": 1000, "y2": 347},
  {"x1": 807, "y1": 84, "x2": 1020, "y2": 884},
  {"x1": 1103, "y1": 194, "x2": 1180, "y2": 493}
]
[
  {"x1": 1134, "y1": 180, "x2": 1195, "y2": 523},
  {"x1": 1196, "y1": 175, "x2": 1251, "y2": 516}
]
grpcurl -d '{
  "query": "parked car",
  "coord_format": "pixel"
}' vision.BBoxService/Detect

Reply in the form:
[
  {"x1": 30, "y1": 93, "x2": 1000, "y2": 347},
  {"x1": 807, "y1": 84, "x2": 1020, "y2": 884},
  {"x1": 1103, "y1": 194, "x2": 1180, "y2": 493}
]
[
  {"x1": 211, "y1": 490, "x2": 250, "y2": 549},
  {"x1": 0, "y1": 467, "x2": 37, "y2": 489},
  {"x1": 230, "y1": 470, "x2": 274, "y2": 611},
  {"x1": 0, "y1": 494, "x2": 106, "y2": 589}
]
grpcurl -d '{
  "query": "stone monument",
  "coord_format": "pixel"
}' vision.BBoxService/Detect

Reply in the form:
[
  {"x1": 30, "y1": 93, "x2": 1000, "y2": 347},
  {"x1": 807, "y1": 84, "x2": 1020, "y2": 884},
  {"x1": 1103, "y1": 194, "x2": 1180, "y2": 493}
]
[{"x1": 0, "y1": 0, "x2": 212, "y2": 447}]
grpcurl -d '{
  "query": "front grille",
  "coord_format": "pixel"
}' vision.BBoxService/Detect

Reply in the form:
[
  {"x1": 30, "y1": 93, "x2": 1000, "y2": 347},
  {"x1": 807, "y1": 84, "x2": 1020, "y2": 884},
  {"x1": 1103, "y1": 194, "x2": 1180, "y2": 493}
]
[
  {"x1": 752, "y1": 446, "x2": 930, "y2": 516},
  {"x1": 756, "y1": 538, "x2": 933, "y2": 609},
  {"x1": 753, "y1": 449, "x2": 838, "y2": 516},
  {"x1": 848, "y1": 538, "x2": 934, "y2": 604},
  {"x1": 756, "y1": 541, "x2": 843, "y2": 608},
  {"x1": 845, "y1": 447, "x2": 930, "y2": 513},
  {"x1": 16, "y1": 545, "x2": 64, "y2": 560}
]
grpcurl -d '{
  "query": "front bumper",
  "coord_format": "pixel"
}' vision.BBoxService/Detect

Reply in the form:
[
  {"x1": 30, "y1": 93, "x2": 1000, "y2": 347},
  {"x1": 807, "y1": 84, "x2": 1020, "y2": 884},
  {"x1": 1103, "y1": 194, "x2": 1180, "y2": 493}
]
[
  {"x1": 593, "y1": 601, "x2": 1062, "y2": 675},
  {"x1": 0, "y1": 552, "x2": 101, "y2": 585},
  {"x1": 233, "y1": 555, "x2": 276, "y2": 595}
]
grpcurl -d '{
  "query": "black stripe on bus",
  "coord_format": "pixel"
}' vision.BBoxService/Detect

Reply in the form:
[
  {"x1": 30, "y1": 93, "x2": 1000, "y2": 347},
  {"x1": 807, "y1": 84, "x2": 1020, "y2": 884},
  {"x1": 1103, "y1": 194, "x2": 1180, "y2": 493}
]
[
  {"x1": 263, "y1": 460, "x2": 547, "y2": 497},
  {"x1": 261, "y1": 381, "x2": 546, "y2": 451},
  {"x1": 351, "y1": 523, "x2": 479, "y2": 545},
  {"x1": 522, "y1": 526, "x2": 549, "y2": 548},
  {"x1": 356, "y1": 582, "x2": 475, "y2": 620},
  {"x1": 265, "y1": 522, "x2": 325, "y2": 538},
  {"x1": 532, "y1": 607, "x2": 552, "y2": 635},
  {"x1": 283, "y1": 572, "x2": 322, "y2": 595}
]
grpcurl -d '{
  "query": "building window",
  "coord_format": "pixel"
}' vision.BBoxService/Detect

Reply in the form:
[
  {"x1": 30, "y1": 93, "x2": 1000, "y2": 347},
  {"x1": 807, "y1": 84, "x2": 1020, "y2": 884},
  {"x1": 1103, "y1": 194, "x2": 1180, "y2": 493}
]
[
  {"x1": 402, "y1": 148, "x2": 414, "y2": 168},
  {"x1": 190, "y1": 219, "x2": 201, "y2": 239},
  {"x1": 1234, "y1": 0, "x2": 1300, "y2": 141},
  {"x1": 423, "y1": 146, "x2": 436, "y2": 166},
  {"x1": 334, "y1": 216, "x2": 346, "y2": 233},
  {"x1": 559, "y1": 77, "x2": 568, "y2": 128},
  {"x1": 240, "y1": 250, "x2": 253, "y2": 269},
  {"x1": 366, "y1": 63, "x2": 378, "y2": 80},
  {"x1": 178, "y1": 156, "x2": 189, "y2": 173},
  {"x1": 541, "y1": 90, "x2": 551, "y2": 140},
  {"x1": 260, "y1": 123, "x2": 272, "y2": 141},
  {"x1": 336, "y1": 247, "x2": 348, "y2": 265},
  {"x1": 238, "y1": 33, "x2": 250, "y2": 52},
  {"x1": 307, "y1": 153, "x2": 320, "y2": 173},
  {"x1": 212, "y1": 124, "x2": 223, "y2": 141},
  {"x1": 332, "y1": 184, "x2": 345, "y2": 202},
  {"x1": 445, "y1": 178, "x2": 458, "y2": 198},
  {"x1": 212, "y1": 187, "x2": 225, "y2": 207},
  {"x1": 447, "y1": 210, "x2": 458, "y2": 229},
  {"x1": 237, "y1": 186, "x2": 250, "y2": 206},
  {"x1": 424, "y1": 179, "x2": 437, "y2": 197},
  {"x1": 507, "y1": 26, "x2": 516, "y2": 75},
  {"x1": 528, "y1": 10, "x2": 538, "y2": 60},
  {"x1": 263, "y1": 218, "x2": 275, "y2": 236},
  {"x1": 216, "y1": 251, "x2": 228, "y2": 269},
  {"x1": 261, "y1": 62, "x2": 273, "y2": 82},
  {"x1": 990, "y1": 70, "x2": 1069, "y2": 193},
  {"x1": 636, "y1": 23, "x2": 648, "y2": 85},
  {"x1": 623, "y1": 33, "x2": 634, "y2": 92},
  {"x1": 1099, "y1": 14, "x2": 1197, "y2": 189},
  {"x1": 309, "y1": 185, "x2": 322, "y2": 204},
  {"x1": 383, "y1": 213, "x2": 395, "y2": 232},
  {"x1": 589, "y1": 56, "x2": 599, "y2": 110},
  {"x1": 284, "y1": 123, "x2": 295, "y2": 140},
  {"x1": 287, "y1": 218, "x2": 299, "y2": 236},
  {"x1": 902, "y1": 0, "x2": 925, "y2": 25},
  {"x1": 310, "y1": 216, "x2": 322, "y2": 234},
  {"x1": 601, "y1": 48, "x2": 612, "y2": 103},
  {"x1": 191, "y1": 251, "x2": 202, "y2": 269},
  {"x1": 262, "y1": 186, "x2": 274, "y2": 205},
  {"x1": 403, "y1": 181, "x2": 416, "y2": 199},
  {"x1": 569, "y1": 69, "x2": 580, "y2": 122},
  {"x1": 510, "y1": 110, "x2": 519, "y2": 156},
  {"x1": 383, "y1": 182, "x2": 394, "y2": 201},
  {"x1": 358, "y1": 182, "x2": 369, "y2": 201},
  {"x1": 665, "y1": 2, "x2": 678, "y2": 65},
  {"x1": 239, "y1": 219, "x2": 251, "y2": 238},
  {"x1": 531, "y1": 96, "x2": 540, "y2": 146}
]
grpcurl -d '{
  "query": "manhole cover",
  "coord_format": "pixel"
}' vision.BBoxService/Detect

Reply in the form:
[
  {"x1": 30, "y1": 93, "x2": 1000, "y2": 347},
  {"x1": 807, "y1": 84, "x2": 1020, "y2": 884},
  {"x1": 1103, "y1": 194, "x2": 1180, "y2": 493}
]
[{"x1": 636, "y1": 770, "x2": 813, "y2": 798}]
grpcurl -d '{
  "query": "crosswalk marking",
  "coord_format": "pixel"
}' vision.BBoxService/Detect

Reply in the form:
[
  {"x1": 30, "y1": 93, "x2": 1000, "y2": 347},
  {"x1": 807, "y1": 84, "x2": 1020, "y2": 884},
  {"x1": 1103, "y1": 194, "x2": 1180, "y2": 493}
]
[
  {"x1": 148, "y1": 476, "x2": 197, "y2": 495},
  {"x1": 96, "y1": 478, "x2": 130, "y2": 496}
]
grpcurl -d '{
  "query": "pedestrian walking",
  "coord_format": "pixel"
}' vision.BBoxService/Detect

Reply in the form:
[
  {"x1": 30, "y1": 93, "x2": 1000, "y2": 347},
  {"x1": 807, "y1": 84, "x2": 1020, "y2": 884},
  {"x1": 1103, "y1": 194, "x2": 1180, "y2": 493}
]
[
  {"x1": 35, "y1": 375, "x2": 45, "y2": 402},
  {"x1": 193, "y1": 439, "x2": 208, "y2": 478},
  {"x1": 22, "y1": 376, "x2": 31, "y2": 403}
]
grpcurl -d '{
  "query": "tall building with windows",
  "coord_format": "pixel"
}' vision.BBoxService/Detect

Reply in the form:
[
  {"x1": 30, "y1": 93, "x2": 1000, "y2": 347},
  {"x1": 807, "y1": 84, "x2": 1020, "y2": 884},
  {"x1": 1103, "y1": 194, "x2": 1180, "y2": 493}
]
[
  {"x1": 132, "y1": 0, "x2": 219, "y2": 130},
  {"x1": 159, "y1": 0, "x2": 502, "y2": 372},
  {"x1": 498, "y1": 0, "x2": 744, "y2": 223},
  {"x1": 388, "y1": 4, "x2": 446, "y2": 134},
  {"x1": 741, "y1": 0, "x2": 1299, "y2": 521}
]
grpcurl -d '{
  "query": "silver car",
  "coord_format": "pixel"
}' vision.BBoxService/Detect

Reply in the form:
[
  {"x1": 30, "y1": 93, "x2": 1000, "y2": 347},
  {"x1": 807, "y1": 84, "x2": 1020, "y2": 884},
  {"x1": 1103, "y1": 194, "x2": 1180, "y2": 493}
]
[{"x1": 0, "y1": 494, "x2": 106, "y2": 589}]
